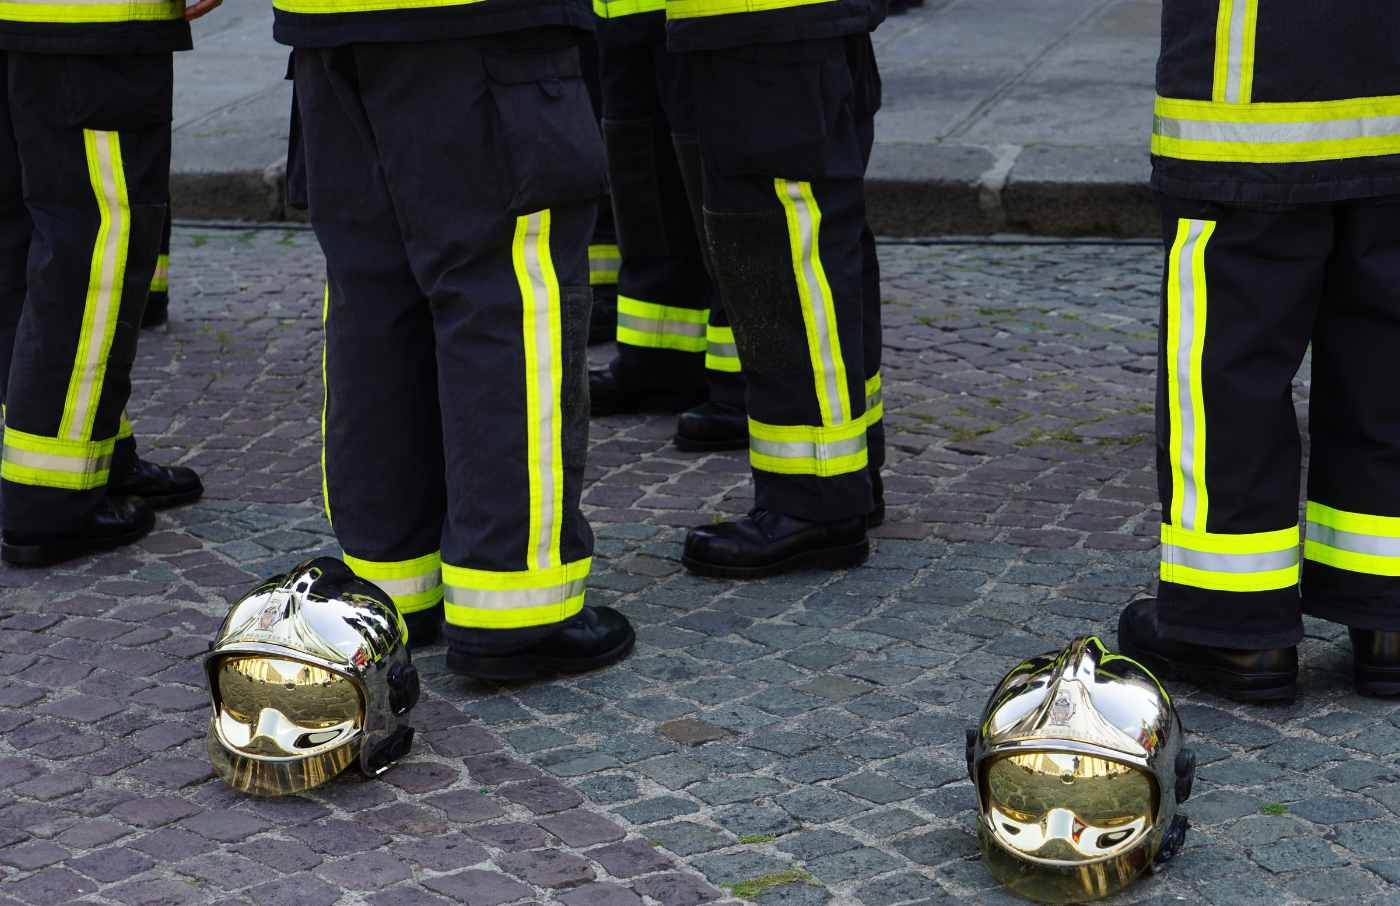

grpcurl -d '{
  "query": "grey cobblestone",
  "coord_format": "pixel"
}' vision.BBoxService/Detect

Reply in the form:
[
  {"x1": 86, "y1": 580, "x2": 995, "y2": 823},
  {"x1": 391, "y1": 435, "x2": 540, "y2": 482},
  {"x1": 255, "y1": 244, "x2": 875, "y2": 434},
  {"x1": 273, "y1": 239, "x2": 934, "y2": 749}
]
[{"x1": 0, "y1": 230, "x2": 1393, "y2": 904}]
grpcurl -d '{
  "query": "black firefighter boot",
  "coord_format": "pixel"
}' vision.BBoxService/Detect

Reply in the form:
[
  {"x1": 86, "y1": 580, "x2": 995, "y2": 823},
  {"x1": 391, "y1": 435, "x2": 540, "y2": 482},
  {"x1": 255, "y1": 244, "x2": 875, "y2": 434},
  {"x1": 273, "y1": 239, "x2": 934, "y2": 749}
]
[
  {"x1": 590, "y1": 362, "x2": 705, "y2": 417},
  {"x1": 110, "y1": 457, "x2": 204, "y2": 509},
  {"x1": 1117, "y1": 598, "x2": 1298, "y2": 704},
  {"x1": 1349, "y1": 629, "x2": 1400, "y2": 697},
  {"x1": 683, "y1": 509, "x2": 870, "y2": 580},
  {"x1": 674, "y1": 400, "x2": 747, "y2": 452},
  {"x1": 2, "y1": 496, "x2": 155, "y2": 567},
  {"x1": 445, "y1": 606, "x2": 636, "y2": 682}
]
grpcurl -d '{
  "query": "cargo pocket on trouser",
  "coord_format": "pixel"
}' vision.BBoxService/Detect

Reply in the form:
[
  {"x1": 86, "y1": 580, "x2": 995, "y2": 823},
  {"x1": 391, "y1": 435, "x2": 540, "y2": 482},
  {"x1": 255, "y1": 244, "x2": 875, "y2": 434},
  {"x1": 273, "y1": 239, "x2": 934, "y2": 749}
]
[
  {"x1": 691, "y1": 39, "x2": 853, "y2": 184},
  {"x1": 483, "y1": 46, "x2": 608, "y2": 216}
]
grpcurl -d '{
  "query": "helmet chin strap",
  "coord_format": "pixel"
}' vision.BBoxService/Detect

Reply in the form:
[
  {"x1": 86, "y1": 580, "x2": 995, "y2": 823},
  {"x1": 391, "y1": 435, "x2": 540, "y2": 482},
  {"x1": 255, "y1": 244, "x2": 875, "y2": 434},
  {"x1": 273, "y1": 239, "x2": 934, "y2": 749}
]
[
  {"x1": 366, "y1": 725, "x2": 415, "y2": 775},
  {"x1": 1154, "y1": 814, "x2": 1190, "y2": 868}
]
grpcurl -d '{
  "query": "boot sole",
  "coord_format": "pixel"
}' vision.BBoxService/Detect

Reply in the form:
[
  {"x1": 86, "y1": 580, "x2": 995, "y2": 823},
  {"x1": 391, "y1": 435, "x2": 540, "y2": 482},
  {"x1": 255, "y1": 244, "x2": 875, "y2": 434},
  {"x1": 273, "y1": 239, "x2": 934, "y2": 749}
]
[
  {"x1": 1354, "y1": 668, "x2": 1400, "y2": 698},
  {"x1": 673, "y1": 433, "x2": 748, "y2": 453},
  {"x1": 2, "y1": 511, "x2": 156, "y2": 568},
  {"x1": 683, "y1": 539, "x2": 870, "y2": 580},
  {"x1": 128, "y1": 485, "x2": 203, "y2": 511},
  {"x1": 446, "y1": 628, "x2": 636, "y2": 682},
  {"x1": 1119, "y1": 636, "x2": 1297, "y2": 705}
]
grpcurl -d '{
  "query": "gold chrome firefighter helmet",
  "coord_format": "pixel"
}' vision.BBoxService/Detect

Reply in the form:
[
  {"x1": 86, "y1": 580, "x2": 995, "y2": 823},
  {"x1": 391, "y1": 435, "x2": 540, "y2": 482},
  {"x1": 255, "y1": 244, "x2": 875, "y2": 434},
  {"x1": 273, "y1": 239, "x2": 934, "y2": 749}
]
[
  {"x1": 966, "y1": 637, "x2": 1195, "y2": 904},
  {"x1": 204, "y1": 558, "x2": 420, "y2": 796}
]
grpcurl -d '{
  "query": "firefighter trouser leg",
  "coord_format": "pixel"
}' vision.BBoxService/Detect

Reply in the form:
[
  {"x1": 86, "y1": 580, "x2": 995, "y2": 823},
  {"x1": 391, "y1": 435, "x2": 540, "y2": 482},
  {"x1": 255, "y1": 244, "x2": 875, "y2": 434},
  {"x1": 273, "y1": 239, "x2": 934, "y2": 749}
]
[
  {"x1": 150, "y1": 209, "x2": 169, "y2": 301},
  {"x1": 581, "y1": 36, "x2": 620, "y2": 334},
  {"x1": 0, "y1": 52, "x2": 169, "y2": 535},
  {"x1": 1302, "y1": 196, "x2": 1400, "y2": 632},
  {"x1": 1153, "y1": 196, "x2": 1330, "y2": 649},
  {"x1": 296, "y1": 36, "x2": 603, "y2": 637},
  {"x1": 671, "y1": 131, "x2": 746, "y2": 410},
  {"x1": 600, "y1": 24, "x2": 709, "y2": 394},
  {"x1": 690, "y1": 35, "x2": 881, "y2": 521}
]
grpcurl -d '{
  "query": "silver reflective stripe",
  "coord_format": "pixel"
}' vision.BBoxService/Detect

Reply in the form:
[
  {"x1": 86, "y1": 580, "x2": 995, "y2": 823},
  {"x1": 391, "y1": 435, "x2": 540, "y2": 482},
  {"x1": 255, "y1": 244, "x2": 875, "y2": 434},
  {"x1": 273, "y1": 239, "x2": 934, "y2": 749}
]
[
  {"x1": 1307, "y1": 522, "x2": 1400, "y2": 559},
  {"x1": 68, "y1": 130, "x2": 126, "y2": 441},
  {"x1": 1162, "y1": 543, "x2": 1298, "y2": 574},
  {"x1": 521, "y1": 212, "x2": 557, "y2": 571},
  {"x1": 866, "y1": 385, "x2": 883, "y2": 411},
  {"x1": 590, "y1": 253, "x2": 620, "y2": 272},
  {"x1": 751, "y1": 434, "x2": 867, "y2": 462},
  {"x1": 1174, "y1": 220, "x2": 1205, "y2": 531},
  {"x1": 1223, "y1": 0, "x2": 1249, "y2": 104},
  {"x1": 374, "y1": 572, "x2": 442, "y2": 598},
  {"x1": 1, "y1": 445, "x2": 111, "y2": 475},
  {"x1": 1156, "y1": 114, "x2": 1400, "y2": 145},
  {"x1": 617, "y1": 313, "x2": 707, "y2": 339},
  {"x1": 782, "y1": 180, "x2": 846, "y2": 426},
  {"x1": 709, "y1": 340, "x2": 739, "y2": 359},
  {"x1": 445, "y1": 579, "x2": 587, "y2": 610}
]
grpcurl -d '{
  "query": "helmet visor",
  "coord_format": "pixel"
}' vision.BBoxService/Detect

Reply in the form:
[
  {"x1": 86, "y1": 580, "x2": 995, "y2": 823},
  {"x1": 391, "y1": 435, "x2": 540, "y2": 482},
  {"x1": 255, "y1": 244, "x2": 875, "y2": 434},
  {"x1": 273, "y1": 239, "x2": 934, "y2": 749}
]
[
  {"x1": 979, "y1": 752, "x2": 1157, "y2": 903},
  {"x1": 207, "y1": 655, "x2": 365, "y2": 796}
]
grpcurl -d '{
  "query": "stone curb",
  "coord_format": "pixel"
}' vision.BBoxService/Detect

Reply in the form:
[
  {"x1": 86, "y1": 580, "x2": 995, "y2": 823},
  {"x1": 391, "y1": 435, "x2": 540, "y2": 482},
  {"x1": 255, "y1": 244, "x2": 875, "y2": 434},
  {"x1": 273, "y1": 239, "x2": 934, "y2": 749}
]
[{"x1": 174, "y1": 140, "x2": 1161, "y2": 238}]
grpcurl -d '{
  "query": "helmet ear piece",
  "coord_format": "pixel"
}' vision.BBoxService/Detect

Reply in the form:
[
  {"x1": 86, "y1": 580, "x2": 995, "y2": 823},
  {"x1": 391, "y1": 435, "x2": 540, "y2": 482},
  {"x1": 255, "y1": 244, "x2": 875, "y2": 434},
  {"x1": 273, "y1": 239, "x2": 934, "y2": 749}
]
[
  {"x1": 1174, "y1": 748, "x2": 1196, "y2": 804},
  {"x1": 388, "y1": 663, "x2": 420, "y2": 716}
]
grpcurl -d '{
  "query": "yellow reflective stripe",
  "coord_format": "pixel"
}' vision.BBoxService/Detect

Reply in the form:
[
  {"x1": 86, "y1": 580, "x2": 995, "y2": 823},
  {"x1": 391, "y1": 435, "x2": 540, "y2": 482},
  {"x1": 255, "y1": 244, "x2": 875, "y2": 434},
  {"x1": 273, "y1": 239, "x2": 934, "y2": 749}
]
[
  {"x1": 443, "y1": 559, "x2": 590, "y2": 630},
  {"x1": 275, "y1": 0, "x2": 480, "y2": 11},
  {"x1": 1, "y1": 426, "x2": 115, "y2": 491},
  {"x1": 748, "y1": 417, "x2": 868, "y2": 478},
  {"x1": 616, "y1": 296, "x2": 708, "y2": 353},
  {"x1": 1305, "y1": 501, "x2": 1400, "y2": 577},
  {"x1": 1152, "y1": 95, "x2": 1400, "y2": 164},
  {"x1": 0, "y1": 0, "x2": 180, "y2": 22},
  {"x1": 1165, "y1": 218, "x2": 1212, "y2": 532},
  {"x1": 345, "y1": 551, "x2": 443, "y2": 614},
  {"x1": 514, "y1": 211, "x2": 564, "y2": 572},
  {"x1": 665, "y1": 0, "x2": 835, "y2": 18},
  {"x1": 149, "y1": 254, "x2": 169, "y2": 293},
  {"x1": 1160, "y1": 524, "x2": 1300, "y2": 592},
  {"x1": 775, "y1": 178, "x2": 850, "y2": 428},
  {"x1": 705, "y1": 324, "x2": 741, "y2": 373},
  {"x1": 594, "y1": 0, "x2": 664, "y2": 16},
  {"x1": 864, "y1": 372, "x2": 883, "y2": 424},
  {"x1": 320, "y1": 285, "x2": 332, "y2": 527},
  {"x1": 61, "y1": 130, "x2": 129, "y2": 443},
  {"x1": 1212, "y1": 0, "x2": 1257, "y2": 104},
  {"x1": 589, "y1": 243, "x2": 620, "y2": 285},
  {"x1": 117, "y1": 413, "x2": 133, "y2": 441}
]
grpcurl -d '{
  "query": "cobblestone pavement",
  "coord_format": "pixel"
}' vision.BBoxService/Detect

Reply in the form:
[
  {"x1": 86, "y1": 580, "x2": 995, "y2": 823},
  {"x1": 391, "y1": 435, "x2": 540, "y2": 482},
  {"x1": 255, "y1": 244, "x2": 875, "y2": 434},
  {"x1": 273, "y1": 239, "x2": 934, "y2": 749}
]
[{"x1": 1, "y1": 227, "x2": 1397, "y2": 906}]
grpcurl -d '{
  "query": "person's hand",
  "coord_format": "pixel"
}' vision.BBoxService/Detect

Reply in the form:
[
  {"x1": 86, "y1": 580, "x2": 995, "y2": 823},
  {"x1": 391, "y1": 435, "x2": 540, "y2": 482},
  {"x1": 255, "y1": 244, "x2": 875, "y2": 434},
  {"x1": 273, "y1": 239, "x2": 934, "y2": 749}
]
[{"x1": 185, "y1": 0, "x2": 222, "y2": 20}]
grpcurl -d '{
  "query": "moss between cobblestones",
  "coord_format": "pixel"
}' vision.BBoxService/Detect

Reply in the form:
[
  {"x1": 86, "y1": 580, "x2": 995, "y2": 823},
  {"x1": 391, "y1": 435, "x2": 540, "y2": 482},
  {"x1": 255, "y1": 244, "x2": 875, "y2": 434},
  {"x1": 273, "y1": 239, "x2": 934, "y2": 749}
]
[
  {"x1": 1261, "y1": 802, "x2": 1289, "y2": 816},
  {"x1": 738, "y1": 834, "x2": 777, "y2": 845},
  {"x1": 726, "y1": 869, "x2": 820, "y2": 898}
]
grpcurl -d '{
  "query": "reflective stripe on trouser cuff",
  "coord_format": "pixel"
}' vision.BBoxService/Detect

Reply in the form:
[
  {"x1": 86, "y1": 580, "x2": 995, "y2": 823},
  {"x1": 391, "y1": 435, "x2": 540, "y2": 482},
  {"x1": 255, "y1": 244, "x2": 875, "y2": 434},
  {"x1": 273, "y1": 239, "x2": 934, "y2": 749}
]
[
  {"x1": 665, "y1": 0, "x2": 836, "y2": 19},
  {"x1": 865, "y1": 372, "x2": 883, "y2": 425},
  {"x1": 775, "y1": 178, "x2": 851, "y2": 427},
  {"x1": 150, "y1": 254, "x2": 169, "y2": 293},
  {"x1": 1166, "y1": 218, "x2": 1212, "y2": 532},
  {"x1": 1152, "y1": 95, "x2": 1400, "y2": 164},
  {"x1": 443, "y1": 559, "x2": 590, "y2": 629},
  {"x1": 749, "y1": 418, "x2": 868, "y2": 478},
  {"x1": 706, "y1": 324, "x2": 741, "y2": 374},
  {"x1": 118, "y1": 414, "x2": 134, "y2": 441},
  {"x1": 616, "y1": 296, "x2": 707, "y2": 353},
  {"x1": 1, "y1": 426, "x2": 115, "y2": 490},
  {"x1": 593, "y1": 0, "x2": 664, "y2": 16},
  {"x1": 0, "y1": 0, "x2": 181, "y2": 23},
  {"x1": 1160, "y1": 523, "x2": 1299, "y2": 592},
  {"x1": 61, "y1": 129, "x2": 130, "y2": 443},
  {"x1": 344, "y1": 551, "x2": 443, "y2": 614},
  {"x1": 589, "y1": 243, "x2": 619, "y2": 286},
  {"x1": 1305, "y1": 502, "x2": 1400, "y2": 577}
]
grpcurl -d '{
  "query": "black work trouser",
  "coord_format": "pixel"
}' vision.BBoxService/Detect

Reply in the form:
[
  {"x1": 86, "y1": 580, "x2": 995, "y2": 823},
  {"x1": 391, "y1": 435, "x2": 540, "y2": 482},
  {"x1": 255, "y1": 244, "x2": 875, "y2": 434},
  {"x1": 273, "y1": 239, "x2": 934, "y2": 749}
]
[
  {"x1": 0, "y1": 52, "x2": 169, "y2": 535},
  {"x1": 1155, "y1": 194, "x2": 1400, "y2": 648},
  {"x1": 580, "y1": 36, "x2": 619, "y2": 312},
  {"x1": 598, "y1": 14, "x2": 719, "y2": 397},
  {"x1": 295, "y1": 36, "x2": 604, "y2": 640},
  {"x1": 687, "y1": 35, "x2": 884, "y2": 521}
]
